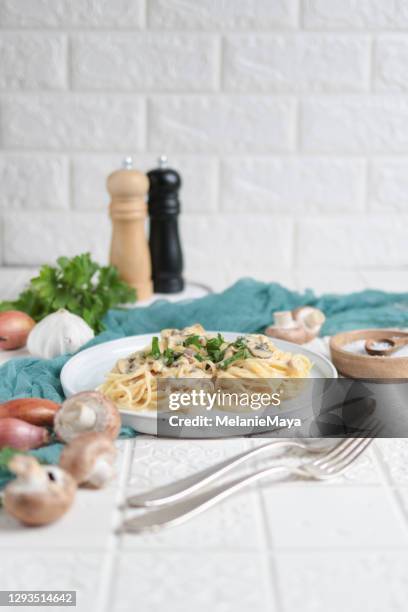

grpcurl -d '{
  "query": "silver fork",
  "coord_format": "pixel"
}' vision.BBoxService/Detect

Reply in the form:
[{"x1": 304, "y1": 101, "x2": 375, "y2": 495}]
[
  {"x1": 126, "y1": 438, "x2": 327, "y2": 508},
  {"x1": 122, "y1": 426, "x2": 381, "y2": 534}
]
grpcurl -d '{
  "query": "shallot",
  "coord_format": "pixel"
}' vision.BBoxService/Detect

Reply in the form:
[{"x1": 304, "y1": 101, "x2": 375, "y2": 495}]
[
  {"x1": 0, "y1": 311, "x2": 36, "y2": 350},
  {"x1": 0, "y1": 418, "x2": 50, "y2": 450},
  {"x1": 0, "y1": 398, "x2": 60, "y2": 427}
]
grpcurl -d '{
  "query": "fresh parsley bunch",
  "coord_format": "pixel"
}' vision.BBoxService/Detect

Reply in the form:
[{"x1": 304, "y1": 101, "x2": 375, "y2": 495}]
[{"x1": 0, "y1": 253, "x2": 136, "y2": 334}]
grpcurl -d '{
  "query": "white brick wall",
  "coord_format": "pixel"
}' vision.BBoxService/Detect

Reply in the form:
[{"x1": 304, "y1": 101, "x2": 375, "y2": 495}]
[
  {"x1": 224, "y1": 35, "x2": 370, "y2": 92},
  {"x1": 1, "y1": 0, "x2": 408, "y2": 293}
]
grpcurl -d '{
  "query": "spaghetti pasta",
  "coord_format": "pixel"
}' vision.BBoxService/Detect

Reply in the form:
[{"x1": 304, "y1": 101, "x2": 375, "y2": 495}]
[{"x1": 98, "y1": 325, "x2": 312, "y2": 413}]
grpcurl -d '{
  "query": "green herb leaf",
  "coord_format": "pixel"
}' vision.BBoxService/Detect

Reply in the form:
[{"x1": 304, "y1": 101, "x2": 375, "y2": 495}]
[
  {"x1": 219, "y1": 348, "x2": 250, "y2": 370},
  {"x1": 233, "y1": 336, "x2": 247, "y2": 349},
  {"x1": 163, "y1": 347, "x2": 175, "y2": 366},
  {"x1": 0, "y1": 448, "x2": 25, "y2": 476},
  {"x1": 0, "y1": 253, "x2": 136, "y2": 334},
  {"x1": 206, "y1": 333, "x2": 224, "y2": 350},
  {"x1": 150, "y1": 337, "x2": 161, "y2": 360},
  {"x1": 184, "y1": 335, "x2": 202, "y2": 350},
  {"x1": 205, "y1": 334, "x2": 226, "y2": 363}
]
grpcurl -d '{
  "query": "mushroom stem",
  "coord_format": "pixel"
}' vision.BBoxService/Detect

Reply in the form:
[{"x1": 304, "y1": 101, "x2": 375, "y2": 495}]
[
  {"x1": 65, "y1": 403, "x2": 97, "y2": 430},
  {"x1": 274, "y1": 311, "x2": 296, "y2": 328},
  {"x1": 88, "y1": 456, "x2": 115, "y2": 488},
  {"x1": 4, "y1": 457, "x2": 77, "y2": 526},
  {"x1": 54, "y1": 392, "x2": 121, "y2": 443},
  {"x1": 8, "y1": 455, "x2": 49, "y2": 490},
  {"x1": 9, "y1": 455, "x2": 40, "y2": 476}
]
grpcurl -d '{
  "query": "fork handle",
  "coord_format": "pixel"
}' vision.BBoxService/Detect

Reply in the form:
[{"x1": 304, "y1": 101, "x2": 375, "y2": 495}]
[
  {"x1": 123, "y1": 464, "x2": 309, "y2": 533},
  {"x1": 126, "y1": 440, "x2": 312, "y2": 508}
]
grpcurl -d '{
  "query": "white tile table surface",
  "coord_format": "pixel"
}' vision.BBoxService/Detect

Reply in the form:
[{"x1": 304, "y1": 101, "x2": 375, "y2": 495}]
[{"x1": 1, "y1": 270, "x2": 408, "y2": 612}]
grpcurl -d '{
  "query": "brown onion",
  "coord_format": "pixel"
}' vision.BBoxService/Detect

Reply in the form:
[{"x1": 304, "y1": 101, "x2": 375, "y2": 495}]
[
  {"x1": 0, "y1": 311, "x2": 36, "y2": 350},
  {"x1": 0, "y1": 418, "x2": 50, "y2": 450},
  {"x1": 0, "y1": 398, "x2": 60, "y2": 426}
]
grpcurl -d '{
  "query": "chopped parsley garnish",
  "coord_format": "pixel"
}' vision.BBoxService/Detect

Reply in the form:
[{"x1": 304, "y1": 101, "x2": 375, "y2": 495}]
[
  {"x1": 205, "y1": 333, "x2": 226, "y2": 363},
  {"x1": 149, "y1": 340, "x2": 182, "y2": 366},
  {"x1": 206, "y1": 333, "x2": 224, "y2": 351},
  {"x1": 163, "y1": 348, "x2": 183, "y2": 367},
  {"x1": 162, "y1": 348, "x2": 174, "y2": 366},
  {"x1": 148, "y1": 332, "x2": 250, "y2": 369},
  {"x1": 233, "y1": 336, "x2": 247, "y2": 349},
  {"x1": 150, "y1": 336, "x2": 161, "y2": 360},
  {"x1": 219, "y1": 347, "x2": 250, "y2": 370},
  {"x1": 209, "y1": 349, "x2": 225, "y2": 362},
  {"x1": 184, "y1": 335, "x2": 202, "y2": 350}
]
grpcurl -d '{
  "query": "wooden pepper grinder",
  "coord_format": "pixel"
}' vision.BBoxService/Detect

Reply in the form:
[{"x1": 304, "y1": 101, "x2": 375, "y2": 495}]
[
  {"x1": 147, "y1": 155, "x2": 184, "y2": 293},
  {"x1": 107, "y1": 157, "x2": 153, "y2": 300}
]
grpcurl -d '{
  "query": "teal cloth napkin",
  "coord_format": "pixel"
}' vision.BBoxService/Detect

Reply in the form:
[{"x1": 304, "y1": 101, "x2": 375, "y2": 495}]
[{"x1": 1, "y1": 278, "x2": 408, "y2": 488}]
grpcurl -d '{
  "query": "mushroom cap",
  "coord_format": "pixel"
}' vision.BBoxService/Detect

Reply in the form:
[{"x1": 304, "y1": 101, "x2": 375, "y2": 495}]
[
  {"x1": 4, "y1": 461, "x2": 77, "y2": 526},
  {"x1": 59, "y1": 432, "x2": 117, "y2": 487},
  {"x1": 264, "y1": 324, "x2": 309, "y2": 344},
  {"x1": 54, "y1": 391, "x2": 121, "y2": 443}
]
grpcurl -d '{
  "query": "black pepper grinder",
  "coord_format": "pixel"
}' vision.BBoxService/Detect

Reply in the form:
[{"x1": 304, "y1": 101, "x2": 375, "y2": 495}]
[{"x1": 147, "y1": 155, "x2": 185, "y2": 293}]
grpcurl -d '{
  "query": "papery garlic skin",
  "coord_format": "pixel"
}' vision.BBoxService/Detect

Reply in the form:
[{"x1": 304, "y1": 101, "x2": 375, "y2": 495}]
[{"x1": 27, "y1": 309, "x2": 94, "y2": 359}]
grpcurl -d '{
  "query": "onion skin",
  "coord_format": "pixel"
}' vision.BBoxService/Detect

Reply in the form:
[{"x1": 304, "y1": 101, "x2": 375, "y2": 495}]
[
  {"x1": 0, "y1": 311, "x2": 36, "y2": 350},
  {"x1": 0, "y1": 418, "x2": 50, "y2": 450},
  {"x1": 0, "y1": 398, "x2": 60, "y2": 426}
]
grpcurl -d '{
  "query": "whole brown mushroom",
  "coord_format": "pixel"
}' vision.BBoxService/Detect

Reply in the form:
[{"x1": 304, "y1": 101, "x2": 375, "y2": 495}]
[
  {"x1": 60, "y1": 432, "x2": 117, "y2": 489},
  {"x1": 54, "y1": 391, "x2": 121, "y2": 443},
  {"x1": 266, "y1": 308, "x2": 326, "y2": 344},
  {"x1": 4, "y1": 455, "x2": 77, "y2": 526}
]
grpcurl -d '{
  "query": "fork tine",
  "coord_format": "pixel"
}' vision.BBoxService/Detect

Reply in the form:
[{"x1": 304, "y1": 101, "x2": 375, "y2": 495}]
[
  {"x1": 313, "y1": 430, "x2": 372, "y2": 467},
  {"x1": 315, "y1": 419, "x2": 378, "y2": 468},
  {"x1": 316, "y1": 435, "x2": 371, "y2": 468},
  {"x1": 324, "y1": 437, "x2": 375, "y2": 475},
  {"x1": 313, "y1": 418, "x2": 380, "y2": 468},
  {"x1": 321, "y1": 423, "x2": 382, "y2": 475},
  {"x1": 312, "y1": 436, "x2": 357, "y2": 467}
]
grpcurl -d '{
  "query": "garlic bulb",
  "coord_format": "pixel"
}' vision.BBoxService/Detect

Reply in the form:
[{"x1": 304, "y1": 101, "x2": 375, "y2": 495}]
[{"x1": 27, "y1": 309, "x2": 94, "y2": 359}]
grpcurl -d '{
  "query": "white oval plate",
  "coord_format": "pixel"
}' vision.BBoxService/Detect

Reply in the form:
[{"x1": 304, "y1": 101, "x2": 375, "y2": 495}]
[{"x1": 60, "y1": 332, "x2": 337, "y2": 436}]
